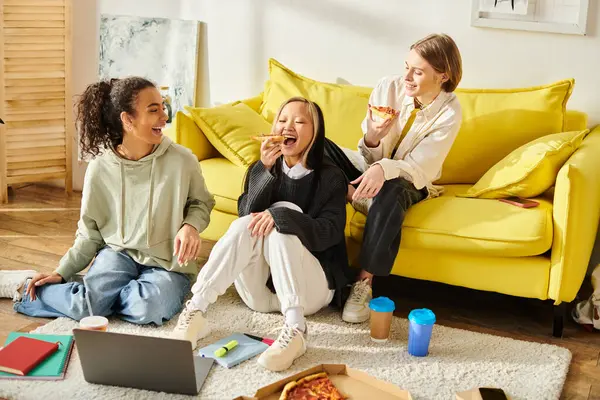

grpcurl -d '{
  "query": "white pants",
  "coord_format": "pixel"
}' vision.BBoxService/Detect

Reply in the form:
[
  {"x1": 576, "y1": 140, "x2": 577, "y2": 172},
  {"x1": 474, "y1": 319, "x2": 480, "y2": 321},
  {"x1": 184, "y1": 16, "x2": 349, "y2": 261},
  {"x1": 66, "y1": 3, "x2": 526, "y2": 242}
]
[{"x1": 190, "y1": 215, "x2": 334, "y2": 315}]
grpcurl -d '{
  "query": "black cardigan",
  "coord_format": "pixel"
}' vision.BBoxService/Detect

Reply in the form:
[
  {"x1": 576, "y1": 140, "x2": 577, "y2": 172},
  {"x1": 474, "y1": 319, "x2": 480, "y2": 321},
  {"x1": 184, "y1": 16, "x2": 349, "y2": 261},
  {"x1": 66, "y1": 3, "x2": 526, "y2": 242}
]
[{"x1": 237, "y1": 159, "x2": 356, "y2": 307}]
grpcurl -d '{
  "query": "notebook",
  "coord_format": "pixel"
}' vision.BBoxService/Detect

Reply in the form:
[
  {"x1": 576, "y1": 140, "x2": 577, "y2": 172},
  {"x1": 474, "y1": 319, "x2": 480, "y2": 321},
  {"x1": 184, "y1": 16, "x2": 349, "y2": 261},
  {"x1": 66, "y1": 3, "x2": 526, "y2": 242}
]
[
  {"x1": 197, "y1": 333, "x2": 268, "y2": 369},
  {"x1": 0, "y1": 336, "x2": 59, "y2": 376},
  {"x1": 0, "y1": 333, "x2": 74, "y2": 380}
]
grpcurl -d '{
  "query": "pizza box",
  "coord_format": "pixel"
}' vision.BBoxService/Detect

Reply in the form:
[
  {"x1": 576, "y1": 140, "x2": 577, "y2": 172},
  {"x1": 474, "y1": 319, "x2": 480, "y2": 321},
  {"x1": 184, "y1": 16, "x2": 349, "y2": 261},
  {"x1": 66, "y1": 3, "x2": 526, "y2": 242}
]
[{"x1": 233, "y1": 364, "x2": 413, "y2": 400}]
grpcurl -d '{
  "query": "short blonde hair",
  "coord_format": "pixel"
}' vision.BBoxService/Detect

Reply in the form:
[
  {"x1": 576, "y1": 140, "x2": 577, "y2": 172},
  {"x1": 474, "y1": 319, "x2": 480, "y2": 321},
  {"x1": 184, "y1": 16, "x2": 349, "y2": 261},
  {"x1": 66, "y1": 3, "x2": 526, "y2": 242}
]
[
  {"x1": 411, "y1": 33, "x2": 462, "y2": 92},
  {"x1": 272, "y1": 97, "x2": 320, "y2": 167}
]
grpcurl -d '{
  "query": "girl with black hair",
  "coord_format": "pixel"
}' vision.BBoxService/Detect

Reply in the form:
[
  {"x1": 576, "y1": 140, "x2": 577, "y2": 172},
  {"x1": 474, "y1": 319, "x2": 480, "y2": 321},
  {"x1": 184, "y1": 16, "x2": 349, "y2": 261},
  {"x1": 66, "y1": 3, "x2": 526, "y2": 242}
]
[
  {"x1": 0, "y1": 77, "x2": 215, "y2": 326},
  {"x1": 172, "y1": 97, "x2": 351, "y2": 372}
]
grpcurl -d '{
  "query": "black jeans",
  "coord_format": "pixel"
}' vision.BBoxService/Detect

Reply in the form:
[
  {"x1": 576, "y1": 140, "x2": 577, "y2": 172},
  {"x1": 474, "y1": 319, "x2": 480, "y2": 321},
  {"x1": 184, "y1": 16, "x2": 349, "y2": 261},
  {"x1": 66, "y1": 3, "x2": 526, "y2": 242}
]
[{"x1": 324, "y1": 138, "x2": 428, "y2": 276}]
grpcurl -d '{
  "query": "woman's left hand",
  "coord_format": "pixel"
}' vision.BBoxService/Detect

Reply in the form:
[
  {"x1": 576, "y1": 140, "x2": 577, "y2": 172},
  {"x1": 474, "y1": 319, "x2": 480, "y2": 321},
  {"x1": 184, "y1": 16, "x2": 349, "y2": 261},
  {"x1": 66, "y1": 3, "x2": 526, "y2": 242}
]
[
  {"x1": 248, "y1": 211, "x2": 275, "y2": 237},
  {"x1": 174, "y1": 224, "x2": 201, "y2": 265},
  {"x1": 351, "y1": 164, "x2": 385, "y2": 200}
]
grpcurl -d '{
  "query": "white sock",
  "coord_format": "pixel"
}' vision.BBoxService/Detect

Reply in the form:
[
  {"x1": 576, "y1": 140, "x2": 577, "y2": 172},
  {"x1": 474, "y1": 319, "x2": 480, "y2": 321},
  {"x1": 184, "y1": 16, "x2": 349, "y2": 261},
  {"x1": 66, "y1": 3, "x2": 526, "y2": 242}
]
[{"x1": 285, "y1": 307, "x2": 305, "y2": 332}]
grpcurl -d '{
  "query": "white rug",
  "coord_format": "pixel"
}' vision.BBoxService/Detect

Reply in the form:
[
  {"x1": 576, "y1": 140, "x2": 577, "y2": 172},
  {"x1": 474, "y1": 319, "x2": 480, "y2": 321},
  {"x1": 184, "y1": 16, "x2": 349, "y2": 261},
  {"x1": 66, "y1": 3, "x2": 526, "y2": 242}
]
[{"x1": 0, "y1": 288, "x2": 571, "y2": 400}]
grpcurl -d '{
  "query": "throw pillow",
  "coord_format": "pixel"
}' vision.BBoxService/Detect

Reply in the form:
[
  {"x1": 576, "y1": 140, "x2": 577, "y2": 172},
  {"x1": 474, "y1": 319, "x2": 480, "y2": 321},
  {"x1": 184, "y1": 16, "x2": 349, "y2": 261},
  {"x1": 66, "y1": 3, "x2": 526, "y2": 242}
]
[
  {"x1": 186, "y1": 102, "x2": 271, "y2": 167},
  {"x1": 437, "y1": 79, "x2": 576, "y2": 184},
  {"x1": 460, "y1": 129, "x2": 589, "y2": 199},
  {"x1": 259, "y1": 58, "x2": 371, "y2": 150},
  {"x1": 166, "y1": 111, "x2": 218, "y2": 161}
]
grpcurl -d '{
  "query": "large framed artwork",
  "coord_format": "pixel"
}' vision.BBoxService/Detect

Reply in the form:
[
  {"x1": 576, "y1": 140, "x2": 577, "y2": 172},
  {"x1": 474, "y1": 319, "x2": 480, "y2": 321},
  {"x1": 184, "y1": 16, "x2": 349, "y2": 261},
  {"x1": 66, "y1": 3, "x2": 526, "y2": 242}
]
[
  {"x1": 471, "y1": 0, "x2": 590, "y2": 35},
  {"x1": 99, "y1": 14, "x2": 201, "y2": 116}
]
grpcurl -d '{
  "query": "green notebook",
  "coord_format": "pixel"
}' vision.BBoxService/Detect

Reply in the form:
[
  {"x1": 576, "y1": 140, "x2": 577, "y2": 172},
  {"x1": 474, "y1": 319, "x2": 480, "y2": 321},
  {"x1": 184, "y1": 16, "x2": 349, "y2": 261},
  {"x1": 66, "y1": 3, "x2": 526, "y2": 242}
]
[{"x1": 0, "y1": 333, "x2": 74, "y2": 380}]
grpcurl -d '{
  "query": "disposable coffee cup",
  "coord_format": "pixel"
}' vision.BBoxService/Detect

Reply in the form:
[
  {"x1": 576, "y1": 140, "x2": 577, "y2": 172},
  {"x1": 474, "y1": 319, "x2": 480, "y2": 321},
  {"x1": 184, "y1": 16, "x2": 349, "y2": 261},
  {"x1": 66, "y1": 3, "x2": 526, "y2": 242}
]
[
  {"x1": 369, "y1": 297, "x2": 395, "y2": 343},
  {"x1": 407, "y1": 308, "x2": 436, "y2": 357},
  {"x1": 79, "y1": 316, "x2": 109, "y2": 332}
]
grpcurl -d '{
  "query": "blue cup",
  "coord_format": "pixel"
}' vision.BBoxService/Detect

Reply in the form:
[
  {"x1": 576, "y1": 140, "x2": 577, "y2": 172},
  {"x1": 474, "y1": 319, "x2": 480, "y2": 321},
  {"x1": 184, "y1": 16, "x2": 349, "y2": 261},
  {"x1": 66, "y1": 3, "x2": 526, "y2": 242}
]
[{"x1": 407, "y1": 308, "x2": 436, "y2": 357}]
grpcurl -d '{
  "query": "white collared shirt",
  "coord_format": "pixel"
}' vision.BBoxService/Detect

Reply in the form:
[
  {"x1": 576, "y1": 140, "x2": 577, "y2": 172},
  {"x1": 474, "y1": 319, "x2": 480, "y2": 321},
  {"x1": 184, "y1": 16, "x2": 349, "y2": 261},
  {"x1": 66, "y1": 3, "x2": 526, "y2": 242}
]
[
  {"x1": 357, "y1": 75, "x2": 462, "y2": 195},
  {"x1": 281, "y1": 159, "x2": 313, "y2": 179}
]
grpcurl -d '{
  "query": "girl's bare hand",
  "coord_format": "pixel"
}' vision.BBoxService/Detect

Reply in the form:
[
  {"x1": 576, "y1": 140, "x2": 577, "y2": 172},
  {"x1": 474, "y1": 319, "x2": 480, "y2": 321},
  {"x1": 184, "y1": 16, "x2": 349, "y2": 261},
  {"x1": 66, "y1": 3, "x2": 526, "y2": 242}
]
[
  {"x1": 364, "y1": 106, "x2": 397, "y2": 147},
  {"x1": 260, "y1": 138, "x2": 282, "y2": 170},
  {"x1": 27, "y1": 272, "x2": 63, "y2": 301}
]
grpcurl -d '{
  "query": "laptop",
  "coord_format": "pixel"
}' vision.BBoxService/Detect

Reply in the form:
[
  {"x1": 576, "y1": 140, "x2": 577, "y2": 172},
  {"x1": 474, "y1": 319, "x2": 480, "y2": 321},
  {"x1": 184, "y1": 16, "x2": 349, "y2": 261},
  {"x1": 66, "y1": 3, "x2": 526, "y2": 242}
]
[{"x1": 73, "y1": 329, "x2": 214, "y2": 395}]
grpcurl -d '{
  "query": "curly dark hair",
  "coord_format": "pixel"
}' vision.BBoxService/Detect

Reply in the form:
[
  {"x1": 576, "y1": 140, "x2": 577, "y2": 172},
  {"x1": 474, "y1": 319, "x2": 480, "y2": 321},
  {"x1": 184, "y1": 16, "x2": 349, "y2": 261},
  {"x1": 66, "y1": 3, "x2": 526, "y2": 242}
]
[{"x1": 75, "y1": 77, "x2": 156, "y2": 157}]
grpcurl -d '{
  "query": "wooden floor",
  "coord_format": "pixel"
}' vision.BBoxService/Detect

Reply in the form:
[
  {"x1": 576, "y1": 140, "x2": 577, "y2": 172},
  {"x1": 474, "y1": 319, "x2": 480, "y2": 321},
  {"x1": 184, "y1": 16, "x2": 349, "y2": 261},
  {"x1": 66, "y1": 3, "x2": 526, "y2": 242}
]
[{"x1": 0, "y1": 184, "x2": 598, "y2": 399}]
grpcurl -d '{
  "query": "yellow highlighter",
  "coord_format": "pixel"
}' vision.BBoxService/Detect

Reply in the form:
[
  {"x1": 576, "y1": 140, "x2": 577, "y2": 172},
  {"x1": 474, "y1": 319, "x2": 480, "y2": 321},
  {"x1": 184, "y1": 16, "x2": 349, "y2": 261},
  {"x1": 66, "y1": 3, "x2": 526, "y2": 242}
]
[{"x1": 214, "y1": 340, "x2": 238, "y2": 357}]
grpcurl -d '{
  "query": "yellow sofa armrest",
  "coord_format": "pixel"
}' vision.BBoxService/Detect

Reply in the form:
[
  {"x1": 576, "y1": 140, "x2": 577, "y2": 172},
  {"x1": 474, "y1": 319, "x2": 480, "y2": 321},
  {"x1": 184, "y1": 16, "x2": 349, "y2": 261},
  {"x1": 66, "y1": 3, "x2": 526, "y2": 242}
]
[
  {"x1": 550, "y1": 126, "x2": 600, "y2": 303},
  {"x1": 165, "y1": 111, "x2": 218, "y2": 161}
]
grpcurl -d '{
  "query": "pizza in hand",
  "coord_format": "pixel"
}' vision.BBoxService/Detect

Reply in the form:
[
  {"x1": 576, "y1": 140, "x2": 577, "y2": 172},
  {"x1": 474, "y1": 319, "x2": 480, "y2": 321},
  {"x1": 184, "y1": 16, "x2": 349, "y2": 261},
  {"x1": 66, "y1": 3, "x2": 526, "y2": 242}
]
[
  {"x1": 251, "y1": 133, "x2": 285, "y2": 142},
  {"x1": 369, "y1": 105, "x2": 399, "y2": 120},
  {"x1": 279, "y1": 372, "x2": 348, "y2": 400}
]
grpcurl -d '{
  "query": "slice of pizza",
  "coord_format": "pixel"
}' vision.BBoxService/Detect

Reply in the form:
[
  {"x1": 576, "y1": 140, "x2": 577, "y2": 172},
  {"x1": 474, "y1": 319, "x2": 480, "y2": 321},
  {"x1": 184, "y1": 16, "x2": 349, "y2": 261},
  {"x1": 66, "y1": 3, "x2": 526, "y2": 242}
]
[
  {"x1": 370, "y1": 105, "x2": 399, "y2": 120},
  {"x1": 251, "y1": 133, "x2": 285, "y2": 143},
  {"x1": 279, "y1": 372, "x2": 348, "y2": 400}
]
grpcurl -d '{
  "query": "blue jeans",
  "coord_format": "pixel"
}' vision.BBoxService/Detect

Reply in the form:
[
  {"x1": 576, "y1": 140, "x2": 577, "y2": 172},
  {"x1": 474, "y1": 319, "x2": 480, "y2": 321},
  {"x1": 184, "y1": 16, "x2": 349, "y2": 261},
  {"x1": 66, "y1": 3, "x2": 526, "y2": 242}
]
[{"x1": 14, "y1": 247, "x2": 191, "y2": 325}]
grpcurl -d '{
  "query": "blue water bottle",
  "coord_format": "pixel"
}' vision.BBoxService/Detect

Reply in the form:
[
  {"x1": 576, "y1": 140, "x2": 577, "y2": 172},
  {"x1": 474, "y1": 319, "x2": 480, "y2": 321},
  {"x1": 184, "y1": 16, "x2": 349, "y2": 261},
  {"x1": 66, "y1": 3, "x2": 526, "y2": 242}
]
[{"x1": 407, "y1": 308, "x2": 436, "y2": 357}]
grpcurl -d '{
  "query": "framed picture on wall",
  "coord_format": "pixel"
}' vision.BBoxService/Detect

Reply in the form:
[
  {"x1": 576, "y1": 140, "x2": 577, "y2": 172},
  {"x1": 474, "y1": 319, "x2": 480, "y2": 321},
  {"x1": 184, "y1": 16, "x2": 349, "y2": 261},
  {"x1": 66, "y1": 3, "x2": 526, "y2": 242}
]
[
  {"x1": 471, "y1": 0, "x2": 590, "y2": 35},
  {"x1": 99, "y1": 15, "x2": 201, "y2": 116}
]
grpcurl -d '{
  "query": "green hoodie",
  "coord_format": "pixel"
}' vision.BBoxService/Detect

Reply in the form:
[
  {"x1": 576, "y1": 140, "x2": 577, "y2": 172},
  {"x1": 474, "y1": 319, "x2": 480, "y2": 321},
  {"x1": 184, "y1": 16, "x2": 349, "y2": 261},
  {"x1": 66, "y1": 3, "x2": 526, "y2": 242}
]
[{"x1": 55, "y1": 136, "x2": 215, "y2": 280}]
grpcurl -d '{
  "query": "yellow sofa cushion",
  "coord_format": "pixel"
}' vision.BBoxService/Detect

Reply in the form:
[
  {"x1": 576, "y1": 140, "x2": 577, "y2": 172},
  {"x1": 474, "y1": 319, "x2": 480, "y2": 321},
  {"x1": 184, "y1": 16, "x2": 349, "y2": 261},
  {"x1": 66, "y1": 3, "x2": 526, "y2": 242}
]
[
  {"x1": 199, "y1": 157, "x2": 246, "y2": 214},
  {"x1": 349, "y1": 185, "x2": 553, "y2": 257},
  {"x1": 461, "y1": 130, "x2": 589, "y2": 199},
  {"x1": 259, "y1": 58, "x2": 371, "y2": 150},
  {"x1": 186, "y1": 103, "x2": 271, "y2": 167},
  {"x1": 166, "y1": 111, "x2": 218, "y2": 161},
  {"x1": 438, "y1": 79, "x2": 575, "y2": 184}
]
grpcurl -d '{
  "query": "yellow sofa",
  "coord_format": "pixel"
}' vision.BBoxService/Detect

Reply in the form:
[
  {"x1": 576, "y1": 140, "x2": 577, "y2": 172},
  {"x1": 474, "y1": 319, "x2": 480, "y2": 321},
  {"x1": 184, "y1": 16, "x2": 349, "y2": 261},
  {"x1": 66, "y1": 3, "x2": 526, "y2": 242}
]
[{"x1": 167, "y1": 62, "x2": 600, "y2": 337}]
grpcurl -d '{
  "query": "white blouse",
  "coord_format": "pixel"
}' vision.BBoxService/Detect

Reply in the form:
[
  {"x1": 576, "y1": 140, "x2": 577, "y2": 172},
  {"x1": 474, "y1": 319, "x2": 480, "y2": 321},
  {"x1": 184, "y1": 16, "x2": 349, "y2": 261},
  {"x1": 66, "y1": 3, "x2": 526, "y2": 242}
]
[{"x1": 356, "y1": 75, "x2": 462, "y2": 196}]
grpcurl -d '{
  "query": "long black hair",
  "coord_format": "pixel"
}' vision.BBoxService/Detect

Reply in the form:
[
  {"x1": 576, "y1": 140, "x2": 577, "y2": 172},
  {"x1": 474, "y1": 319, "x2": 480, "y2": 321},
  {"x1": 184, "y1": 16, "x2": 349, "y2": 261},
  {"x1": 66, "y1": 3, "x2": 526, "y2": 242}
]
[
  {"x1": 242, "y1": 97, "x2": 326, "y2": 192},
  {"x1": 75, "y1": 77, "x2": 156, "y2": 158}
]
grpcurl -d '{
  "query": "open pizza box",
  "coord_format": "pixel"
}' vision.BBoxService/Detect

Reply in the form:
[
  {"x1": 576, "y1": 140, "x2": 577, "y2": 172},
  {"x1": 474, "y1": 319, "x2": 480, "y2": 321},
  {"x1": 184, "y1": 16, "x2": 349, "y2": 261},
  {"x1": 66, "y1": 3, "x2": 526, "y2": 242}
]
[{"x1": 233, "y1": 364, "x2": 413, "y2": 400}]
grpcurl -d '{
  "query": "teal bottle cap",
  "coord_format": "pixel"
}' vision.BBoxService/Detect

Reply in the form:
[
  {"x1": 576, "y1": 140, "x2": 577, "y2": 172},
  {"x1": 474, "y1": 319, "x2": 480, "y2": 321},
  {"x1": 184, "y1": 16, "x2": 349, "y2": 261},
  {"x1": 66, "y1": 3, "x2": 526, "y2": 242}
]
[
  {"x1": 369, "y1": 296, "x2": 395, "y2": 313},
  {"x1": 408, "y1": 308, "x2": 436, "y2": 325}
]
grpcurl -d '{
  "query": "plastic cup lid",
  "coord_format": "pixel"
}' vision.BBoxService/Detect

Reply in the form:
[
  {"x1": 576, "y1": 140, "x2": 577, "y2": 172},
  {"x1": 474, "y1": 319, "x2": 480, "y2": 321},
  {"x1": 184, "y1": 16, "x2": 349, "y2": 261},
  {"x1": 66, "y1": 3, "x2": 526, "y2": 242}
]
[
  {"x1": 80, "y1": 316, "x2": 108, "y2": 326},
  {"x1": 408, "y1": 308, "x2": 436, "y2": 325},
  {"x1": 369, "y1": 296, "x2": 395, "y2": 313}
]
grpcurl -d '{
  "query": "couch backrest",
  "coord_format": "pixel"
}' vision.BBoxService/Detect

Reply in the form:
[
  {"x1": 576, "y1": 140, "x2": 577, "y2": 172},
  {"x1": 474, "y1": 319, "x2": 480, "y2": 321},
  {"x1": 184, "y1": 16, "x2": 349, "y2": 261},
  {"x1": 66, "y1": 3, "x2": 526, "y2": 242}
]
[
  {"x1": 258, "y1": 60, "x2": 583, "y2": 185},
  {"x1": 436, "y1": 79, "x2": 577, "y2": 184},
  {"x1": 564, "y1": 110, "x2": 588, "y2": 131}
]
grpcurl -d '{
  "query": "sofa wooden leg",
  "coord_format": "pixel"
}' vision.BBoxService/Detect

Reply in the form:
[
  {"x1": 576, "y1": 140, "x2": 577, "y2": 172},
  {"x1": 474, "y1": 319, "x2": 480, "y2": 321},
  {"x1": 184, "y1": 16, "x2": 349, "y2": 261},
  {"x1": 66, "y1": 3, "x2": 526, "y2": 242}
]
[{"x1": 553, "y1": 303, "x2": 567, "y2": 338}]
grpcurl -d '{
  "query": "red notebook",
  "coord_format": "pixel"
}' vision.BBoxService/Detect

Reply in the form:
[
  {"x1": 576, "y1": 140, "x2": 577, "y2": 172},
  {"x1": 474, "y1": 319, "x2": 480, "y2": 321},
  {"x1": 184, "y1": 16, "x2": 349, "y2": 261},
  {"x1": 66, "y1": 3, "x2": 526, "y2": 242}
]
[{"x1": 0, "y1": 336, "x2": 59, "y2": 376}]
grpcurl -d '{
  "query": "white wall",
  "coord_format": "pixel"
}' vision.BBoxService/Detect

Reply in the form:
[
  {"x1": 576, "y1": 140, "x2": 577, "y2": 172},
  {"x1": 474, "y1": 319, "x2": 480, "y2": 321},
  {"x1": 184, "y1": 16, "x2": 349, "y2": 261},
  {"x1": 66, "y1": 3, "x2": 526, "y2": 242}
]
[
  {"x1": 99, "y1": 0, "x2": 184, "y2": 20},
  {"x1": 194, "y1": 0, "x2": 599, "y2": 123},
  {"x1": 71, "y1": 0, "x2": 600, "y2": 190},
  {"x1": 70, "y1": 0, "x2": 99, "y2": 191}
]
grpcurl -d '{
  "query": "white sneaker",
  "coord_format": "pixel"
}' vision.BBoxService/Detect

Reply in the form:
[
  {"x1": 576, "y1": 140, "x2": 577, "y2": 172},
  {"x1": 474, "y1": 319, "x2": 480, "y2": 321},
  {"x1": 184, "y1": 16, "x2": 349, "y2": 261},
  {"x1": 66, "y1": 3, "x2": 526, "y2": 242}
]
[
  {"x1": 257, "y1": 323, "x2": 307, "y2": 372},
  {"x1": 171, "y1": 301, "x2": 210, "y2": 348},
  {"x1": 0, "y1": 270, "x2": 36, "y2": 301},
  {"x1": 342, "y1": 279, "x2": 372, "y2": 323}
]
